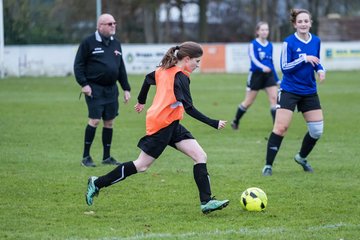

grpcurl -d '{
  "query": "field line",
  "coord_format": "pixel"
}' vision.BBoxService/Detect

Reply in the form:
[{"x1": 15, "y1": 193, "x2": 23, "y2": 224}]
[{"x1": 67, "y1": 222, "x2": 358, "y2": 240}]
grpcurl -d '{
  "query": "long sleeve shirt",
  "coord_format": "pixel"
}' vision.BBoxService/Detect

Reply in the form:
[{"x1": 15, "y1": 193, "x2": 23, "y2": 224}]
[
  {"x1": 74, "y1": 31, "x2": 130, "y2": 91},
  {"x1": 280, "y1": 33, "x2": 325, "y2": 95},
  {"x1": 138, "y1": 71, "x2": 219, "y2": 129}
]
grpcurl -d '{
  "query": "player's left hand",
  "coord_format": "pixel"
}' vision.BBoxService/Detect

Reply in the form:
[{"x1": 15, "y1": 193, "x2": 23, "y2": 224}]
[
  {"x1": 263, "y1": 66, "x2": 271, "y2": 73},
  {"x1": 218, "y1": 120, "x2": 227, "y2": 129},
  {"x1": 318, "y1": 71, "x2": 325, "y2": 83},
  {"x1": 124, "y1": 90, "x2": 131, "y2": 103}
]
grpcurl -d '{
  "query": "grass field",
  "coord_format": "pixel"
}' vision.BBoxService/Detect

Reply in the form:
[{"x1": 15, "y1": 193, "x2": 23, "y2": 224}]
[{"x1": 0, "y1": 71, "x2": 359, "y2": 239}]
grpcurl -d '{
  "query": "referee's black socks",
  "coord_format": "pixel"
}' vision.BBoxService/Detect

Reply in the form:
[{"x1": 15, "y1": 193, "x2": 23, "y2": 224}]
[
  {"x1": 83, "y1": 124, "x2": 97, "y2": 158},
  {"x1": 102, "y1": 127, "x2": 113, "y2": 160}
]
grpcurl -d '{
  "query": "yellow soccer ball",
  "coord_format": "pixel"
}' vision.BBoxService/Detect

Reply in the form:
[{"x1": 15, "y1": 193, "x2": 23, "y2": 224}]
[{"x1": 240, "y1": 187, "x2": 268, "y2": 211}]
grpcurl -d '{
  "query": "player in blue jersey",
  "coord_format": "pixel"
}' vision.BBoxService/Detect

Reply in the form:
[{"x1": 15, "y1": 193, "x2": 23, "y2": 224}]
[
  {"x1": 262, "y1": 9, "x2": 326, "y2": 176},
  {"x1": 231, "y1": 22, "x2": 279, "y2": 130}
]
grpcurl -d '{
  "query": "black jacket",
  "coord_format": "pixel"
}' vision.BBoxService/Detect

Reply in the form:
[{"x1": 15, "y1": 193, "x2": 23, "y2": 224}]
[{"x1": 74, "y1": 31, "x2": 130, "y2": 91}]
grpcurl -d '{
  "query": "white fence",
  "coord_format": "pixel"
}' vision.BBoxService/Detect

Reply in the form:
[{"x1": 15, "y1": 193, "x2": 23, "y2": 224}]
[{"x1": 2, "y1": 42, "x2": 360, "y2": 77}]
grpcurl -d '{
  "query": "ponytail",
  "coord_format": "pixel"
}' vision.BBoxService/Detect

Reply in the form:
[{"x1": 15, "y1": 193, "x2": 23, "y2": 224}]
[
  {"x1": 159, "y1": 42, "x2": 203, "y2": 69},
  {"x1": 159, "y1": 46, "x2": 179, "y2": 69}
]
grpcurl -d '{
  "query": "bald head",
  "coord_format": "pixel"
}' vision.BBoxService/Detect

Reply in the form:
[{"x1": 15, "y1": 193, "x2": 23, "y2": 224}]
[{"x1": 97, "y1": 13, "x2": 116, "y2": 37}]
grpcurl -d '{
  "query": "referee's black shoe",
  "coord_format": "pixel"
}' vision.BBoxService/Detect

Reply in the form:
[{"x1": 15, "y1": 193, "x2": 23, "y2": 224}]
[
  {"x1": 102, "y1": 156, "x2": 121, "y2": 165},
  {"x1": 81, "y1": 156, "x2": 96, "y2": 167}
]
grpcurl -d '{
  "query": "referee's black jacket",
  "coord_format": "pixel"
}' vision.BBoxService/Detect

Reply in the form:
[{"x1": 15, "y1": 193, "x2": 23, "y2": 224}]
[{"x1": 74, "y1": 31, "x2": 131, "y2": 95}]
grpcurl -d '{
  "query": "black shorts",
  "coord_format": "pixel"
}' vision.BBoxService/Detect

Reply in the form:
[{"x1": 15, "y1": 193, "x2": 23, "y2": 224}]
[
  {"x1": 137, "y1": 120, "x2": 194, "y2": 158},
  {"x1": 247, "y1": 71, "x2": 277, "y2": 90},
  {"x1": 277, "y1": 90, "x2": 321, "y2": 112},
  {"x1": 86, "y1": 97, "x2": 119, "y2": 120},
  {"x1": 85, "y1": 84, "x2": 119, "y2": 120}
]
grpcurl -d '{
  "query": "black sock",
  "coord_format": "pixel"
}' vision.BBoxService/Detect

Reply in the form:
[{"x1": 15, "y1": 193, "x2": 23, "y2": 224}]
[
  {"x1": 102, "y1": 127, "x2": 113, "y2": 160},
  {"x1": 270, "y1": 107, "x2": 276, "y2": 123},
  {"x1": 193, "y1": 163, "x2": 212, "y2": 203},
  {"x1": 95, "y1": 161, "x2": 137, "y2": 189},
  {"x1": 266, "y1": 132, "x2": 284, "y2": 166},
  {"x1": 83, "y1": 124, "x2": 96, "y2": 158},
  {"x1": 233, "y1": 105, "x2": 247, "y2": 124},
  {"x1": 299, "y1": 132, "x2": 318, "y2": 158}
]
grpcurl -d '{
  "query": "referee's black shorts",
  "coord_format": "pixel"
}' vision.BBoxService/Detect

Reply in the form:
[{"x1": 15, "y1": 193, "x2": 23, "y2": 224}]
[
  {"x1": 277, "y1": 90, "x2": 321, "y2": 113},
  {"x1": 85, "y1": 84, "x2": 119, "y2": 120},
  {"x1": 137, "y1": 120, "x2": 194, "y2": 159},
  {"x1": 86, "y1": 98, "x2": 119, "y2": 120}
]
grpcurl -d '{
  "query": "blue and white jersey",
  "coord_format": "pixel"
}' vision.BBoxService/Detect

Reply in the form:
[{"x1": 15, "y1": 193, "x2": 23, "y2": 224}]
[
  {"x1": 248, "y1": 39, "x2": 279, "y2": 82},
  {"x1": 280, "y1": 33, "x2": 325, "y2": 95}
]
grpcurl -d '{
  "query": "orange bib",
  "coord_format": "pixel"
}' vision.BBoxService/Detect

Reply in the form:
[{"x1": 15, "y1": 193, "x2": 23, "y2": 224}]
[{"x1": 145, "y1": 67, "x2": 188, "y2": 135}]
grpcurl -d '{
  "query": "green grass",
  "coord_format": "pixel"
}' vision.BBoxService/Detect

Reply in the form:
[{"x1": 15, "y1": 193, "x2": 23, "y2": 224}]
[{"x1": 0, "y1": 71, "x2": 359, "y2": 239}]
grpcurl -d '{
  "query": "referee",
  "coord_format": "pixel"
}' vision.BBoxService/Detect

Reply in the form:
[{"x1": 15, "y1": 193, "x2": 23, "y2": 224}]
[{"x1": 74, "y1": 13, "x2": 131, "y2": 167}]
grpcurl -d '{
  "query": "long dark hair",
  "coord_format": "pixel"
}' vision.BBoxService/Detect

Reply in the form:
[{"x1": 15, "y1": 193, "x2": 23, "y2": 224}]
[{"x1": 159, "y1": 41, "x2": 203, "y2": 69}]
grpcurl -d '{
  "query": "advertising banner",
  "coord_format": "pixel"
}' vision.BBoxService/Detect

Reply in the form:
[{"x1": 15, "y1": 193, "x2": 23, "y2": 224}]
[
  {"x1": 122, "y1": 44, "x2": 172, "y2": 74},
  {"x1": 200, "y1": 44, "x2": 226, "y2": 73},
  {"x1": 3, "y1": 42, "x2": 360, "y2": 77}
]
